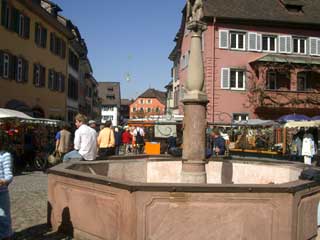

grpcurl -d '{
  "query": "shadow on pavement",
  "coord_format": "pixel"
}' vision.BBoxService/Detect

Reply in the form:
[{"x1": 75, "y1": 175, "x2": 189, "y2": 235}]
[{"x1": 13, "y1": 223, "x2": 72, "y2": 240}]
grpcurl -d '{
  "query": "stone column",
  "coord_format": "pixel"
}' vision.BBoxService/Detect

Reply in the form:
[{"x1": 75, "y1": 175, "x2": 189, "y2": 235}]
[{"x1": 181, "y1": 21, "x2": 208, "y2": 183}]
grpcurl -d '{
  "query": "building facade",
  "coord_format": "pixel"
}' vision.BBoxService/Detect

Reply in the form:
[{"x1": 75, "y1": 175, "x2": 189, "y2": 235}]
[
  {"x1": 0, "y1": 0, "x2": 72, "y2": 119},
  {"x1": 0, "y1": 0, "x2": 98, "y2": 121},
  {"x1": 98, "y1": 82, "x2": 121, "y2": 126},
  {"x1": 172, "y1": 0, "x2": 320, "y2": 124},
  {"x1": 130, "y1": 88, "x2": 166, "y2": 119}
]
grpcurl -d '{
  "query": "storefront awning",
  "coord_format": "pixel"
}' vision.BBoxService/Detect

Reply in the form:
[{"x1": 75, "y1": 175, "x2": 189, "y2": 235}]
[
  {"x1": 251, "y1": 54, "x2": 320, "y2": 65},
  {"x1": 284, "y1": 120, "x2": 320, "y2": 128}
]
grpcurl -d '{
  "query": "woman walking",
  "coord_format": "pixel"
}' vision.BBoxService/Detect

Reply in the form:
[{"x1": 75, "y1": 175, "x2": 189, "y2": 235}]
[{"x1": 0, "y1": 141, "x2": 13, "y2": 240}]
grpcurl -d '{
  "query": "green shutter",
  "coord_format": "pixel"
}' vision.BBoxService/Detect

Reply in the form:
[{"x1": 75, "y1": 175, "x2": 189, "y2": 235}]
[
  {"x1": 34, "y1": 23, "x2": 39, "y2": 45},
  {"x1": 9, "y1": 54, "x2": 17, "y2": 80},
  {"x1": 42, "y1": 27, "x2": 47, "y2": 48},
  {"x1": 10, "y1": 7, "x2": 19, "y2": 33},
  {"x1": 22, "y1": 59, "x2": 28, "y2": 82},
  {"x1": 23, "y1": 15, "x2": 30, "y2": 39},
  {"x1": 1, "y1": 0, "x2": 7, "y2": 27},
  {"x1": 0, "y1": 51, "x2": 3, "y2": 77}
]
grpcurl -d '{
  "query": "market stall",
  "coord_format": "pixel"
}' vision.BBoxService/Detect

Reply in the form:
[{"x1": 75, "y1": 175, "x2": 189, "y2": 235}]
[{"x1": 0, "y1": 108, "x2": 62, "y2": 172}]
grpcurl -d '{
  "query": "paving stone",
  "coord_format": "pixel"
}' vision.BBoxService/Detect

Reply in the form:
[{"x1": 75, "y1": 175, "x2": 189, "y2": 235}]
[{"x1": 9, "y1": 171, "x2": 73, "y2": 240}]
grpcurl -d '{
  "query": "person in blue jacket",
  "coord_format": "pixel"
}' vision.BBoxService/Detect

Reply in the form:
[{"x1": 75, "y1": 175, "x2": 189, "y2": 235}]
[{"x1": 211, "y1": 129, "x2": 226, "y2": 156}]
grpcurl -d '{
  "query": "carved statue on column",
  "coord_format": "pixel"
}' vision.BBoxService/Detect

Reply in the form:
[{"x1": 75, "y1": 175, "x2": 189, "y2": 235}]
[{"x1": 187, "y1": 0, "x2": 204, "y2": 22}]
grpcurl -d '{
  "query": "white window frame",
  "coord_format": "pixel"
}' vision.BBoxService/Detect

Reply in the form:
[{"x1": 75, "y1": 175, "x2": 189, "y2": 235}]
[
  {"x1": 262, "y1": 35, "x2": 277, "y2": 53},
  {"x1": 140, "y1": 99, "x2": 144, "y2": 104},
  {"x1": 230, "y1": 32, "x2": 246, "y2": 51},
  {"x1": 3, "y1": 54, "x2": 9, "y2": 78},
  {"x1": 17, "y1": 58, "x2": 23, "y2": 82},
  {"x1": 147, "y1": 99, "x2": 152, "y2": 104},
  {"x1": 221, "y1": 68, "x2": 246, "y2": 90},
  {"x1": 233, "y1": 113, "x2": 249, "y2": 122},
  {"x1": 293, "y1": 37, "x2": 307, "y2": 54},
  {"x1": 230, "y1": 69, "x2": 246, "y2": 90}
]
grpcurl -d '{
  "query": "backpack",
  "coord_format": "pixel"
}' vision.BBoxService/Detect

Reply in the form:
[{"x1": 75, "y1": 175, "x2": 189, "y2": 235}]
[{"x1": 136, "y1": 129, "x2": 144, "y2": 144}]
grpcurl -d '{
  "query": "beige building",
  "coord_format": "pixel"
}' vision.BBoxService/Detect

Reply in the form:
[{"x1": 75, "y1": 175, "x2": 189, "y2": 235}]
[{"x1": 0, "y1": 0, "x2": 74, "y2": 119}]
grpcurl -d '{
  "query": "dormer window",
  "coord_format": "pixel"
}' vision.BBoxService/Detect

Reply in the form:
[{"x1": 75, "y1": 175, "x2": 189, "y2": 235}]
[{"x1": 280, "y1": 0, "x2": 303, "y2": 13}]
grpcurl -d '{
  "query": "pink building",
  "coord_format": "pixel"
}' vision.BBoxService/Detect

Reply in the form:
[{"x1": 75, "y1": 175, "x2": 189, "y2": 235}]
[{"x1": 170, "y1": 0, "x2": 320, "y2": 124}]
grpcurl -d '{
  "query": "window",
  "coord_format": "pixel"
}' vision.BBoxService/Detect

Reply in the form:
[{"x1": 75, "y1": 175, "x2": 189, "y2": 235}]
[
  {"x1": 156, "y1": 107, "x2": 160, "y2": 113},
  {"x1": 140, "y1": 99, "x2": 144, "y2": 104},
  {"x1": 247, "y1": 32, "x2": 262, "y2": 51},
  {"x1": 3, "y1": 53, "x2": 9, "y2": 78},
  {"x1": 68, "y1": 75, "x2": 78, "y2": 100},
  {"x1": 233, "y1": 113, "x2": 249, "y2": 122},
  {"x1": 33, "y1": 65, "x2": 44, "y2": 86},
  {"x1": 106, "y1": 95, "x2": 115, "y2": 100},
  {"x1": 107, "y1": 87, "x2": 114, "y2": 91},
  {"x1": 147, "y1": 99, "x2": 152, "y2": 104},
  {"x1": 50, "y1": 33, "x2": 66, "y2": 58},
  {"x1": 18, "y1": 14, "x2": 24, "y2": 37},
  {"x1": 230, "y1": 32, "x2": 245, "y2": 50},
  {"x1": 293, "y1": 37, "x2": 306, "y2": 54},
  {"x1": 35, "y1": 23, "x2": 47, "y2": 48},
  {"x1": 102, "y1": 106, "x2": 113, "y2": 111},
  {"x1": 262, "y1": 35, "x2": 277, "y2": 52},
  {"x1": 140, "y1": 107, "x2": 144, "y2": 112},
  {"x1": 221, "y1": 68, "x2": 246, "y2": 90},
  {"x1": 297, "y1": 72, "x2": 311, "y2": 91},
  {"x1": 147, "y1": 108, "x2": 151, "y2": 112},
  {"x1": 266, "y1": 70, "x2": 291, "y2": 90},
  {"x1": 68, "y1": 49, "x2": 79, "y2": 71},
  {"x1": 16, "y1": 58, "x2": 22, "y2": 82},
  {"x1": 133, "y1": 107, "x2": 136, "y2": 112}
]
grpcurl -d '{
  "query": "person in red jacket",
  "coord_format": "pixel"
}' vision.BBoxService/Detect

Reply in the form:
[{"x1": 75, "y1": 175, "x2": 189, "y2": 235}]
[{"x1": 122, "y1": 127, "x2": 132, "y2": 154}]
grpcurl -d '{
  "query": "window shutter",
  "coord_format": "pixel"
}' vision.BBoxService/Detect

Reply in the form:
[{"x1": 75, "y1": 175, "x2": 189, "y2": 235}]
[
  {"x1": 309, "y1": 38, "x2": 318, "y2": 55},
  {"x1": 22, "y1": 59, "x2": 28, "y2": 82},
  {"x1": 317, "y1": 39, "x2": 320, "y2": 55},
  {"x1": 61, "y1": 40, "x2": 66, "y2": 59},
  {"x1": 42, "y1": 27, "x2": 47, "y2": 48},
  {"x1": 1, "y1": 0, "x2": 7, "y2": 27},
  {"x1": 9, "y1": 54, "x2": 17, "y2": 80},
  {"x1": 23, "y1": 15, "x2": 30, "y2": 39},
  {"x1": 35, "y1": 23, "x2": 39, "y2": 45},
  {"x1": 50, "y1": 32, "x2": 54, "y2": 52},
  {"x1": 257, "y1": 34, "x2": 262, "y2": 51},
  {"x1": 10, "y1": 7, "x2": 19, "y2": 33},
  {"x1": 33, "y1": 64, "x2": 37, "y2": 85},
  {"x1": 248, "y1": 32, "x2": 257, "y2": 51},
  {"x1": 60, "y1": 74, "x2": 65, "y2": 92},
  {"x1": 0, "y1": 51, "x2": 3, "y2": 77},
  {"x1": 221, "y1": 68, "x2": 230, "y2": 89},
  {"x1": 40, "y1": 66, "x2": 46, "y2": 87},
  {"x1": 219, "y1": 30, "x2": 229, "y2": 49},
  {"x1": 48, "y1": 69, "x2": 53, "y2": 90},
  {"x1": 286, "y1": 36, "x2": 292, "y2": 53},
  {"x1": 279, "y1": 36, "x2": 287, "y2": 53},
  {"x1": 54, "y1": 71, "x2": 58, "y2": 90}
]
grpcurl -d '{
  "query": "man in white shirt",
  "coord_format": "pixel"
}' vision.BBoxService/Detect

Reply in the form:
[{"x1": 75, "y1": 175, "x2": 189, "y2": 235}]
[{"x1": 63, "y1": 114, "x2": 97, "y2": 162}]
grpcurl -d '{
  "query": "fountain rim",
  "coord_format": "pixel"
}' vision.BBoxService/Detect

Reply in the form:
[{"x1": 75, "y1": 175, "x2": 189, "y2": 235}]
[{"x1": 48, "y1": 155, "x2": 320, "y2": 194}]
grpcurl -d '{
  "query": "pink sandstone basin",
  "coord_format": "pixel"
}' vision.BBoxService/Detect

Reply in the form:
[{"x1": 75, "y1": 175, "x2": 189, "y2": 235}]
[{"x1": 48, "y1": 155, "x2": 320, "y2": 240}]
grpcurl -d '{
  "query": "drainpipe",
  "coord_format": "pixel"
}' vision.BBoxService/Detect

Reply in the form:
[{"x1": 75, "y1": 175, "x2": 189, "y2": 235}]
[{"x1": 212, "y1": 17, "x2": 216, "y2": 123}]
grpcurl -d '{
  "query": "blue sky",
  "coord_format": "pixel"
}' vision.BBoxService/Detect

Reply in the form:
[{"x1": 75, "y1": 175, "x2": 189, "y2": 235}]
[{"x1": 53, "y1": 0, "x2": 186, "y2": 99}]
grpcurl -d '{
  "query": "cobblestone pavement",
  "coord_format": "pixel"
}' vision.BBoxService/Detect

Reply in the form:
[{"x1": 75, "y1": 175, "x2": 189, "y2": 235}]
[{"x1": 9, "y1": 171, "x2": 72, "y2": 240}]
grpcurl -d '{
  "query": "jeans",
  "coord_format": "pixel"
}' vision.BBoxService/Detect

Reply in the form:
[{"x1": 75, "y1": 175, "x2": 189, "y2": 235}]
[
  {"x1": 63, "y1": 150, "x2": 83, "y2": 162},
  {"x1": 0, "y1": 190, "x2": 12, "y2": 239}
]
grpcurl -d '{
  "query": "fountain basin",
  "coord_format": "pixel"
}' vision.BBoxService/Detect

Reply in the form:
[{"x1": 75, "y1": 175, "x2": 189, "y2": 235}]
[{"x1": 48, "y1": 155, "x2": 320, "y2": 240}]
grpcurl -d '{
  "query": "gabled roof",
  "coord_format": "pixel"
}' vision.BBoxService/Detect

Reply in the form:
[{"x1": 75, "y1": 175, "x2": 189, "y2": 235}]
[
  {"x1": 138, "y1": 88, "x2": 166, "y2": 105},
  {"x1": 203, "y1": 0, "x2": 320, "y2": 26}
]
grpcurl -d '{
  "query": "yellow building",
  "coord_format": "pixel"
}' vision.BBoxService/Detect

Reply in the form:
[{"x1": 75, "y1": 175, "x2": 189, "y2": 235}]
[{"x1": 0, "y1": 0, "x2": 73, "y2": 119}]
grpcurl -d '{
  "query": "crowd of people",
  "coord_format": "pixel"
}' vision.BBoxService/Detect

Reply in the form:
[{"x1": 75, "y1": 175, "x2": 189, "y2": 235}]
[{"x1": 54, "y1": 113, "x2": 147, "y2": 163}]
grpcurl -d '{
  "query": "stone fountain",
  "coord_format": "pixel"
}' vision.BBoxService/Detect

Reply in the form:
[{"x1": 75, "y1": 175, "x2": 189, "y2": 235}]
[{"x1": 47, "y1": 1, "x2": 320, "y2": 239}]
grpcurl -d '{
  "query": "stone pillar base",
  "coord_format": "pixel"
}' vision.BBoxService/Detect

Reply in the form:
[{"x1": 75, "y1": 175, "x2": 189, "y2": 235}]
[{"x1": 181, "y1": 161, "x2": 207, "y2": 184}]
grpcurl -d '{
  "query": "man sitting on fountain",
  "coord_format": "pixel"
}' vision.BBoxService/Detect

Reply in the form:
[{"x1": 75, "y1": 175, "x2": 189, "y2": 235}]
[
  {"x1": 63, "y1": 114, "x2": 97, "y2": 162},
  {"x1": 211, "y1": 129, "x2": 226, "y2": 156}
]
